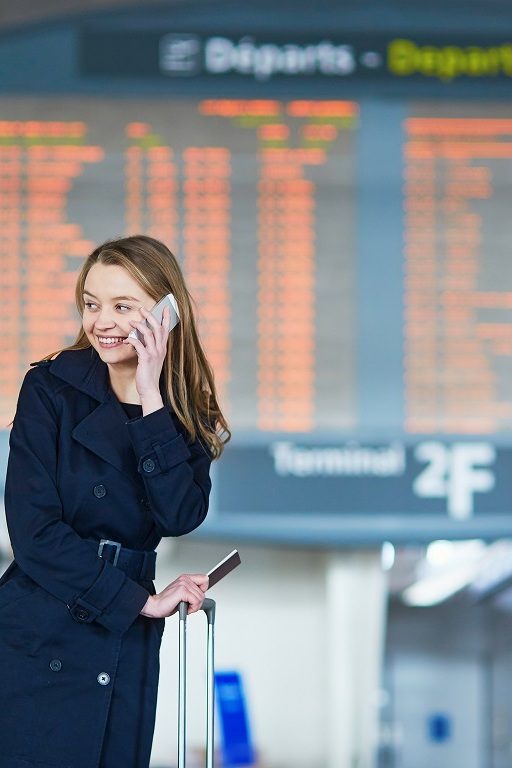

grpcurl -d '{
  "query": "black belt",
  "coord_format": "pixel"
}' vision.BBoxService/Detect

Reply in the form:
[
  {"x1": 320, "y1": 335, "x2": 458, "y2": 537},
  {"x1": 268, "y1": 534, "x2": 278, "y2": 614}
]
[{"x1": 87, "y1": 538, "x2": 156, "y2": 581}]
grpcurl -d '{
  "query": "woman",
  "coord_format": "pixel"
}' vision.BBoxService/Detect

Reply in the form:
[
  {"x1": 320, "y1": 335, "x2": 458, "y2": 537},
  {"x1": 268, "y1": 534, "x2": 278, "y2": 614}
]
[{"x1": 0, "y1": 235, "x2": 230, "y2": 768}]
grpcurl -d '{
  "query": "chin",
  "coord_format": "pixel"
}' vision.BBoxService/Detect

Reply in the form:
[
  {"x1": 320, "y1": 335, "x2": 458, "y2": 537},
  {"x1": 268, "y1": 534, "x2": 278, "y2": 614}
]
[{"x1": 96, "y1": 347, "x2": 129, "y2": 362}]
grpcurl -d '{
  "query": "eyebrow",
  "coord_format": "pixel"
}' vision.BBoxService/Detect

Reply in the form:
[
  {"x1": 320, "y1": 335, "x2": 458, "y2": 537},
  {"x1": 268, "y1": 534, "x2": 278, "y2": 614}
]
[{"x1": 83, "y1": 290, "x2": 140, "y2": 302}]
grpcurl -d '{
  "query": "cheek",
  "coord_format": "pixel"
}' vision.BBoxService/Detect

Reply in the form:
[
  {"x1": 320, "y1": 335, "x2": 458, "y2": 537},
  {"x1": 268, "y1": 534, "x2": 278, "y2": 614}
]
[{"x1": 82, "y1": 316, "x2": 95, "y2": 335}]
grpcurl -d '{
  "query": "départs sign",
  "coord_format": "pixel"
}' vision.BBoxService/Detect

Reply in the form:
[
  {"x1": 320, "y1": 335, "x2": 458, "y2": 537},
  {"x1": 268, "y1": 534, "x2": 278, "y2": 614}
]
[
  {"x1": 158, "y1": 34, "x2": 512, "y2": 82},
  {"x1": 159, "y1": 35, "x2": 364, "y2": 80}
]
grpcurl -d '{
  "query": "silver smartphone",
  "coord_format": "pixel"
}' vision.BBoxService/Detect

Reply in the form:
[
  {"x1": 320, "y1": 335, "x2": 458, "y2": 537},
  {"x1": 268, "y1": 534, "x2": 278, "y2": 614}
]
[{"x1": 128, "y1": 293, "x2": 180, "y2": 342}]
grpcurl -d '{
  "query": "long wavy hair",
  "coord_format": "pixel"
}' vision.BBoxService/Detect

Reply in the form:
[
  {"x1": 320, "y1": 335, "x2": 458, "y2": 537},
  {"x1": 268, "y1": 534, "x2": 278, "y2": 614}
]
[{"x1": 43, "y1": 235, "x2": 230, "y2": 458}]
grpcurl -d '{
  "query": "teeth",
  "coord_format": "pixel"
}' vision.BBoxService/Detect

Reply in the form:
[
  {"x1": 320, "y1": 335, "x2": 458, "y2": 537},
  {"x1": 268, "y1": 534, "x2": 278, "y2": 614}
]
[{"x1": 98, "y1": 337, "x2": 124, "y2": 344}]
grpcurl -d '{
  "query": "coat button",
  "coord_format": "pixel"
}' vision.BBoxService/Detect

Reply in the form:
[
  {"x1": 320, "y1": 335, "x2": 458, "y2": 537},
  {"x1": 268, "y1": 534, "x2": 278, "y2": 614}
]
[
  {"x1": 49, "y1": 659, "x2": 62, "y2": 672},
  {"x1": 142, "y1": 459, "x2": 155, "y2": 473},
  {"x1": 93, "y1": 484, "x2": 107, "y2": 498},
  {"x1": 76, "y1": 608, "x2": 89, "y2": 621},
  {"x1": 97, "y1": 672, "x2": 111, "y2": 686}
]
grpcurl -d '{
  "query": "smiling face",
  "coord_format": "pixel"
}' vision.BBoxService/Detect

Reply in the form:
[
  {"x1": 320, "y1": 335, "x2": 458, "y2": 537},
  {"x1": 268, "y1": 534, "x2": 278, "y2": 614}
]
[{"x1": 82, "y1": 263, "x2": 155, "y2": 367}]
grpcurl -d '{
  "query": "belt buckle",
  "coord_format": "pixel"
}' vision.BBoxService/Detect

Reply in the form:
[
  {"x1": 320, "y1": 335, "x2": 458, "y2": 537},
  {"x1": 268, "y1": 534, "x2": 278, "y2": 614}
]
[{"x1": 98, "y1": 539, "x2": 121, "y2": 567}]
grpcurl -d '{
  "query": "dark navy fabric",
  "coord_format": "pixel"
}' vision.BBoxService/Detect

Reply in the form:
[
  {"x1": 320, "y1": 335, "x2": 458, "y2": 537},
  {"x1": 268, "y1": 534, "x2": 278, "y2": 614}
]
[
  {"x1": 0, "y1": 347, "x2": 212, "y2": 768},
  {"x1": 121, "y1": 402, "x2": 143, "y2": 420}
]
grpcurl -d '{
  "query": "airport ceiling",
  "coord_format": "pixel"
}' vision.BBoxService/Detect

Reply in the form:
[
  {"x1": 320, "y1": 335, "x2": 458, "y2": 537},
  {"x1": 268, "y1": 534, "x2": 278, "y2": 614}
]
[
  {"x1": 0, "y1": 0, "x2": 168, "y2": 29},
  {"x1": 0, "y1": 0, "x2": 511, "y2": 31}
]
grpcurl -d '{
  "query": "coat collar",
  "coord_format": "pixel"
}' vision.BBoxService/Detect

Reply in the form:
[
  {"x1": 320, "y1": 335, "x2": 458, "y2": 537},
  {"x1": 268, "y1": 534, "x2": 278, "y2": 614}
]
[
  {"x1": 47, "y1": 348, "x2": 138, "y2": 477},
  {"x1": 48, "y1": 347, "x2": 110, "y2": 402}
]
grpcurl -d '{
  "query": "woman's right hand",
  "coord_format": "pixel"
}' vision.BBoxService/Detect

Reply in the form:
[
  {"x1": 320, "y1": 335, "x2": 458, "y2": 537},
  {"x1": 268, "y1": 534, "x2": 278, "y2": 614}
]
[{"x1": 140, "y1": 573, "x2": 209, "y2": 618}]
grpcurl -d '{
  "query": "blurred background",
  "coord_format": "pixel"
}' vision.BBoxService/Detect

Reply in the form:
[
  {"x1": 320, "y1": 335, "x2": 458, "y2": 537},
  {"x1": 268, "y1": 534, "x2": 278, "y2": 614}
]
[{"x1": 2, "y1": 0, "x2": 512, "y2": 766}]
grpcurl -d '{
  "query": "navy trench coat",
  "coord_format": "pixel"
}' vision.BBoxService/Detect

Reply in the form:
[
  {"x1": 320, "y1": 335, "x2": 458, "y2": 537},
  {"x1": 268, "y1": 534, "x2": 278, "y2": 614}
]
[{"x1": 0, "y1": 347, "x2": 212, "y2": 768}]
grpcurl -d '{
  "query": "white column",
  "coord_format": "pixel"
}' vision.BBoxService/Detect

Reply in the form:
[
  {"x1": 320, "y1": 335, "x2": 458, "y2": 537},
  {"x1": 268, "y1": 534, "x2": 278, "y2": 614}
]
[{"x1": 326, "y1": 550, "x2": 388, "y2": 768}]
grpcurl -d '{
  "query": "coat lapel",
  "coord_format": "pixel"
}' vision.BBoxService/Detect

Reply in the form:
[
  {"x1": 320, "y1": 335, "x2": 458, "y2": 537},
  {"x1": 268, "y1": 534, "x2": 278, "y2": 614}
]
[
  {"x1": 71, "y1": 393, "x2": 137, "y2": 475},
  {"x1": 47, "y1": 348, "x2": 138, "y2": 477}
]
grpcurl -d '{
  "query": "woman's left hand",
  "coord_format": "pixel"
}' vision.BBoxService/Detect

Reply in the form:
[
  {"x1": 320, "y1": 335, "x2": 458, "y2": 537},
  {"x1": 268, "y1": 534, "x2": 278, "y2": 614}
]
[{"x1": 124, "y1": 306, "x2": 171, "y2": 408}]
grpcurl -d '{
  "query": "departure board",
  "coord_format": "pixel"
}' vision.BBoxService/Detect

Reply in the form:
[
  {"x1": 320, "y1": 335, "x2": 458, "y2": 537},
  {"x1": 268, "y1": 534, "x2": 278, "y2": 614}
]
[
  {"x1": 4, "y1": 95, "x2": 512, "y2": 542},
  {"x1": 3, "y1": 97, "x2": 512, "y2": 446},
  {"x1": 0, "y1": 97, "x2": 357, "y2": 431},
  {"x1": 404, "y1": 105, "x2": 512, "y2": 435}
]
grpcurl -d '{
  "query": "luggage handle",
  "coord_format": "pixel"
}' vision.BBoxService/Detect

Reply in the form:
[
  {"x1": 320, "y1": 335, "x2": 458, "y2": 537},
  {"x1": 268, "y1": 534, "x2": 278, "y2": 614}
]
[{"x1": 178, "y1": 598, "x2": 216, "y2": 768}]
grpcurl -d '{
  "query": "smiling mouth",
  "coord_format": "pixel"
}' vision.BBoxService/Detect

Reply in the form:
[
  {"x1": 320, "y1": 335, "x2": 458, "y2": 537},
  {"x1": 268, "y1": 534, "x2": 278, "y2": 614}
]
[{"x1": 96, "y1": 336, "x2": 127, "y2": 346}]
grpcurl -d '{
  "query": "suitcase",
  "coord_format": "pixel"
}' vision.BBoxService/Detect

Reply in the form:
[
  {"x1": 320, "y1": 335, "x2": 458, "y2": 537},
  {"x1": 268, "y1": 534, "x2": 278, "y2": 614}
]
[{"x1": 178, "y1": 598, "x2": 216, "y2": 768}]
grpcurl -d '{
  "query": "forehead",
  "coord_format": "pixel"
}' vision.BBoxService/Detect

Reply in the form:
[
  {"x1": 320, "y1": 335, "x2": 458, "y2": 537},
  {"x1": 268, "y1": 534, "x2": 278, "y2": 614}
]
[{"x1": 84, "y1": 263, "x2": 149, "y2": 299}]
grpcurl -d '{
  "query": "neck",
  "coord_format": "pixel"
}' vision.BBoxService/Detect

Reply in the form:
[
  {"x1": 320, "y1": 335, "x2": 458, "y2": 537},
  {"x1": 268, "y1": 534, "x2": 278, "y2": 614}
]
[{"x1": 107, "y1": 361, "x2": 140, "y2": 404}]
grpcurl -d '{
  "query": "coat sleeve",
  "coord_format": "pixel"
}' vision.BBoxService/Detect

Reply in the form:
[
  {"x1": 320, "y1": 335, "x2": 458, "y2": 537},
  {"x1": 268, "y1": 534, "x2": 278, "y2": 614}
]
[
  {"x1": 125, "y1": 407, "x2": 212, "y2": 537},
  {"x1": 4, "y1": 367, "x2": 150, "y2": 636}
]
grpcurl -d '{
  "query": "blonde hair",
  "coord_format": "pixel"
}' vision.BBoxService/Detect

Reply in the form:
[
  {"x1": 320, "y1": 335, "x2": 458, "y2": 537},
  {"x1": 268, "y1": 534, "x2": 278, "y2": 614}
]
[{"x1": 44, "y1": 235, "x2": 230, "y2": 458}]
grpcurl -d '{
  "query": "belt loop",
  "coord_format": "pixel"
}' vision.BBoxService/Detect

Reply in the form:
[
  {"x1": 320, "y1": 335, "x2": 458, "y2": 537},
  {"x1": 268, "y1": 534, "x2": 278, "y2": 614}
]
[{"x1": 142, "y1": 550, "x2": 154, "y2": 580}]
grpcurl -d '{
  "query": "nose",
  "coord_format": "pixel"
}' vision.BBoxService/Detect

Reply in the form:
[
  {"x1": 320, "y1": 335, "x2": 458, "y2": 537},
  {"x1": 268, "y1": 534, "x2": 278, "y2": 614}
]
[{"x1": 94, "y1": 307, "x2": 117, "y2": 329}]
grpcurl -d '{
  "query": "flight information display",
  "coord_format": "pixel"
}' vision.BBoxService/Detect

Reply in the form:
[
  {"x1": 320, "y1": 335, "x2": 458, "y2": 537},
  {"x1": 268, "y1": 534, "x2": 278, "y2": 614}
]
[
  {"x1": 404, "y1": 105, "x2": 512, "y2": 435},
  {"x1": 0, "y1": 97, "x2": 357, "y2": 431},
  {"x1": 2, "y1": 96, "x2": 512, "y2": 542}
]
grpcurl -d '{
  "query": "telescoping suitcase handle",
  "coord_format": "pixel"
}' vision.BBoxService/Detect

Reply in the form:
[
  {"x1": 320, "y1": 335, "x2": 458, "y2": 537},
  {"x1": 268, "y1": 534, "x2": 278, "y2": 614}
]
[{"x1": 178, "y1": 598, "x2": 216, "y2": 768}]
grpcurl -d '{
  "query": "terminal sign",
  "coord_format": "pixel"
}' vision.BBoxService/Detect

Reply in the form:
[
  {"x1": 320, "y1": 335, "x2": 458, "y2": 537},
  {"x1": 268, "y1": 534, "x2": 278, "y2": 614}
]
[{"x1": 213, "y1": 440, "x2": 510, "y2": 544}]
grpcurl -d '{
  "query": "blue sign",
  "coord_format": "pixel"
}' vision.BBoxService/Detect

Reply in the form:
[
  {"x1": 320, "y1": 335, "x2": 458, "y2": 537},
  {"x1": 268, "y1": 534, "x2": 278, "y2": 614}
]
[
  {"x1": 215, "y1": 671, "x2": 255, "y2": 766},
  {"x1": 428, "y1": 713, "x2": 452, "y2": 744}
]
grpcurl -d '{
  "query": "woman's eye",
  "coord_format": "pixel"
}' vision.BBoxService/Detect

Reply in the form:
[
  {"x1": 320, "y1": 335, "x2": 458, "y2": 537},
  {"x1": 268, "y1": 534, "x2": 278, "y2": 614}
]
[
  {"x1": 84, "y1": 302, "x2": 97, "y2": 310},
  {"x1": 116, "y1": 304, "x2": 132, "y2": 312}
]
